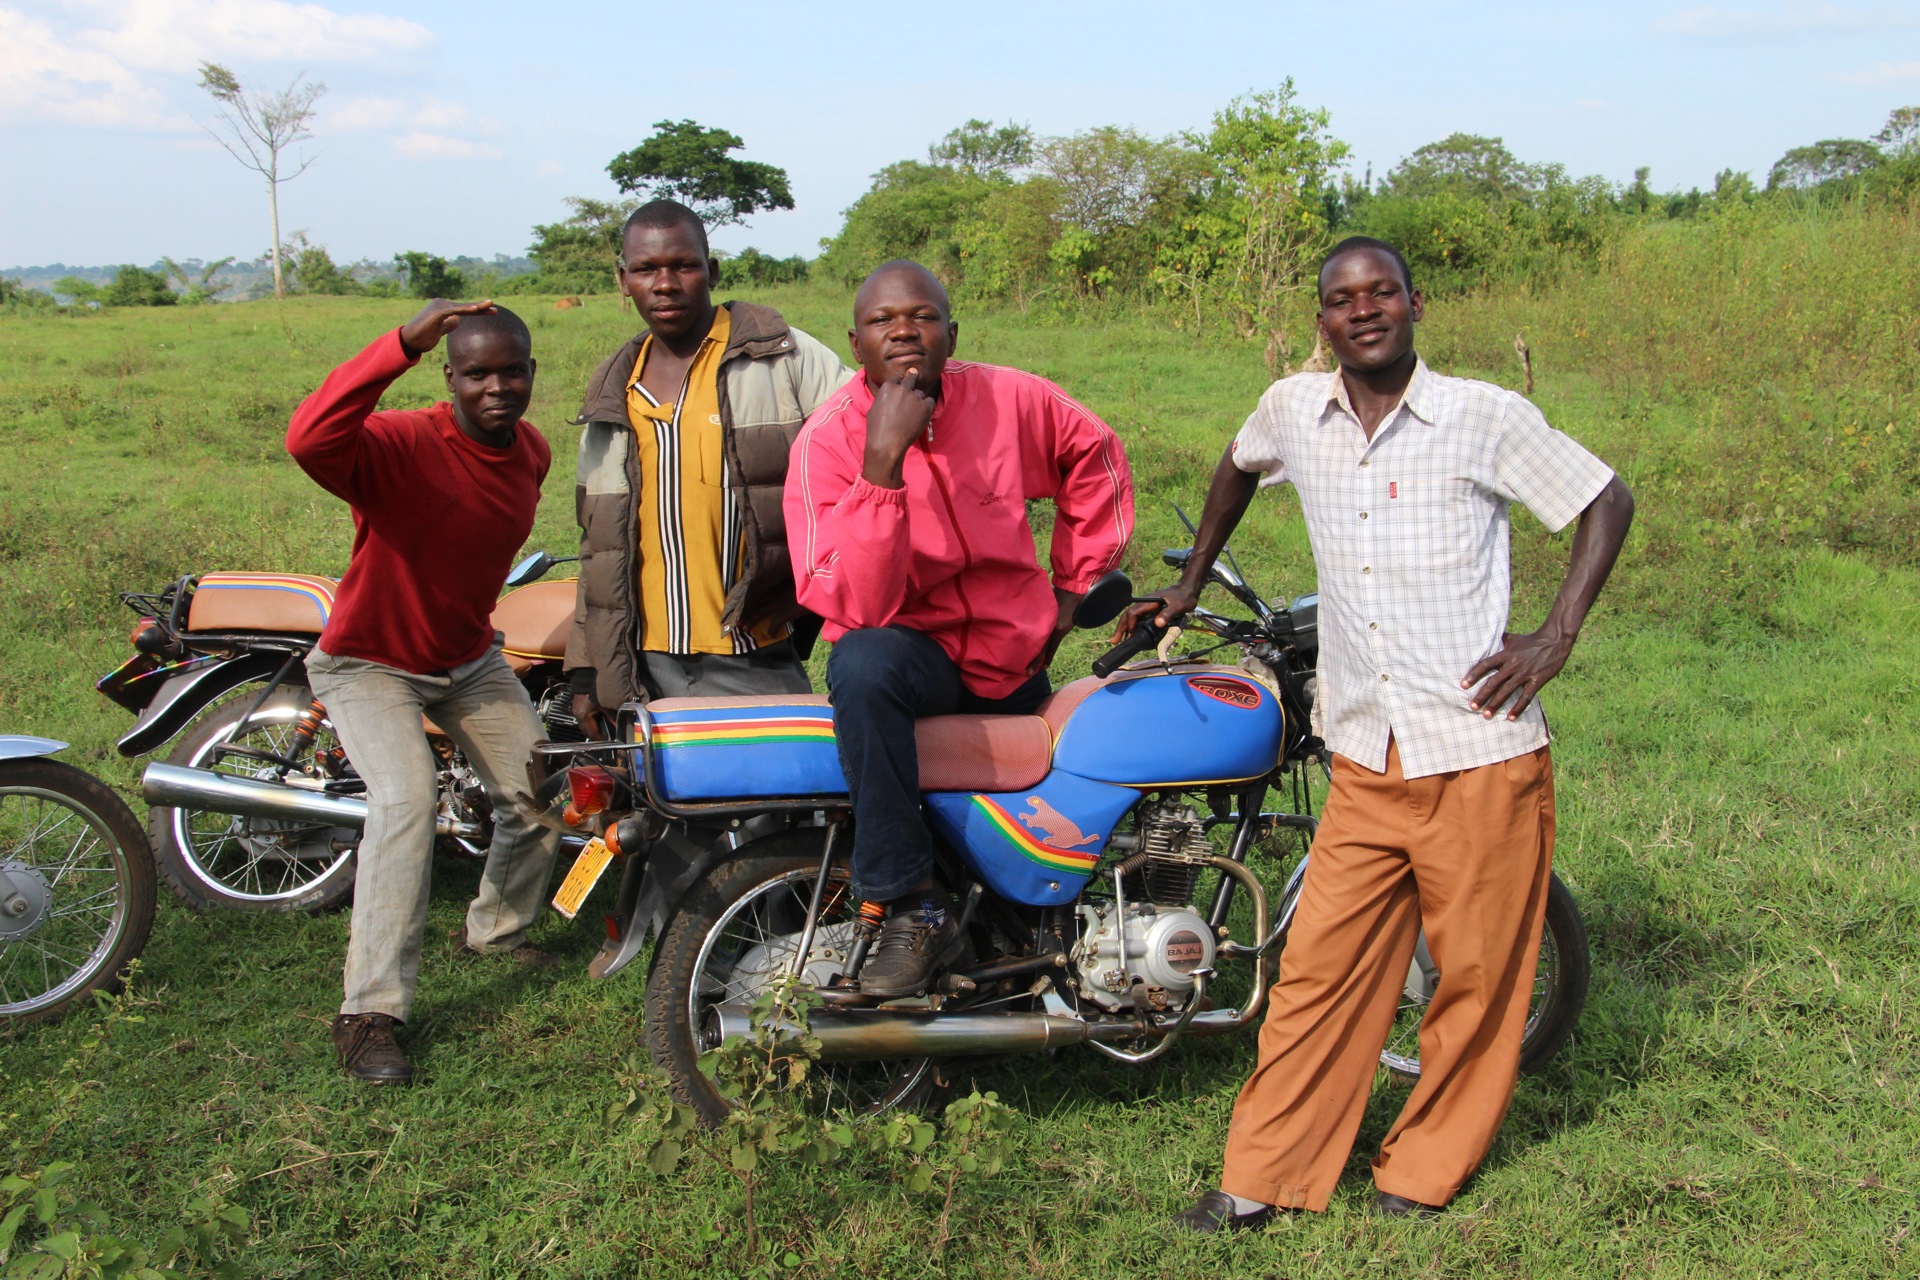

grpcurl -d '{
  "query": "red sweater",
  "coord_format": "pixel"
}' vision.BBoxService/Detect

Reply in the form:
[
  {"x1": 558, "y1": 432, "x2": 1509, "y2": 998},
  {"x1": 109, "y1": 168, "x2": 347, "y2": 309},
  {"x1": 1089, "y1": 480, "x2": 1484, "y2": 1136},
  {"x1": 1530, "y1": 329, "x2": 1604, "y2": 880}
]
[{"x1": 286, "y1": 329, "x2": 550, "y2": 674}]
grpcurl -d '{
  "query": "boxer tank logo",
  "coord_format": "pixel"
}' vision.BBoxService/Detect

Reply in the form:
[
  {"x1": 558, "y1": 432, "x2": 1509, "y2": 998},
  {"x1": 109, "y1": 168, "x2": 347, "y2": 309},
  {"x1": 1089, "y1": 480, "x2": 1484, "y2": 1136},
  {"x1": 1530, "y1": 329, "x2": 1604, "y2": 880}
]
[{"x1": 1187, "y1": 675, "x2": 1261, "y2": 709}]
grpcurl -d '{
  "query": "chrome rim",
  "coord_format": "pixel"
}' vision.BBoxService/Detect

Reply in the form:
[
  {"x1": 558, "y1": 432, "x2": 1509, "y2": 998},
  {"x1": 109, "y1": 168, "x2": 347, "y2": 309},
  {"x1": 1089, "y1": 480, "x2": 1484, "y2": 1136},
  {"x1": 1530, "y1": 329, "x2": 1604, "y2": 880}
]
[
  {"x1": 0, "y1": 783, "x2": 134, "y2": 1016},
  {"x1": 690, "y1": 864, "x2": 935, "y2": 1115},
  {"x1": 169, "y1": 700, "x2": 356, "y2": 903}
]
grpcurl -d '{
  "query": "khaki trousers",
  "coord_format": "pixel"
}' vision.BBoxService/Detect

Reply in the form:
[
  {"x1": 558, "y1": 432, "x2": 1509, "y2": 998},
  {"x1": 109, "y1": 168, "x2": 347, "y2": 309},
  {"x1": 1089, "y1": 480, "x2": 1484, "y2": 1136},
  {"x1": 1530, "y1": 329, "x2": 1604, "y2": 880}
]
[
  {"x1": 307, "y1": 643, "x2": 561, "y2": 1022},
  {"x1": 1221, "y1": 739, "x2": 1554, "y2": 1211}
]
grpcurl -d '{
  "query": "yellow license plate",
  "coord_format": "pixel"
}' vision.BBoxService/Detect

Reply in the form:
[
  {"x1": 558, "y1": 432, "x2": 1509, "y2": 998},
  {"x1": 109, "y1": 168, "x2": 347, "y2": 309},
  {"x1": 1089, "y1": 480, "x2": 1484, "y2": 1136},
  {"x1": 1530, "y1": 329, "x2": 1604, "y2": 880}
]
[{"x1": 551, "y1": 837, "x2": 614, "y2": 920}]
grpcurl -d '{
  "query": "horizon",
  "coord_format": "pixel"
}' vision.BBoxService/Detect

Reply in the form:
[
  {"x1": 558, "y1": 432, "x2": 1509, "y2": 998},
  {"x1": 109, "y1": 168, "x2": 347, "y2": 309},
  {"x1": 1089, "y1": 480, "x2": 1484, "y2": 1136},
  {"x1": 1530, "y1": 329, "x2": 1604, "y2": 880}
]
[{"x1": 4, "y1": 0, "x2": 1917, "y2": 269}]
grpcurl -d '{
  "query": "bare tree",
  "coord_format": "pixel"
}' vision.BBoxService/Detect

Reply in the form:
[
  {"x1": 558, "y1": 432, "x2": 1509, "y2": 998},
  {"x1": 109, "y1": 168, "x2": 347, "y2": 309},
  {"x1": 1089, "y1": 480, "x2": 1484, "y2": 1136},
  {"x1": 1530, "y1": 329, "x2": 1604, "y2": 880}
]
[{"x1": 196, "y1": 62, "x2": 326, "y2": 300}]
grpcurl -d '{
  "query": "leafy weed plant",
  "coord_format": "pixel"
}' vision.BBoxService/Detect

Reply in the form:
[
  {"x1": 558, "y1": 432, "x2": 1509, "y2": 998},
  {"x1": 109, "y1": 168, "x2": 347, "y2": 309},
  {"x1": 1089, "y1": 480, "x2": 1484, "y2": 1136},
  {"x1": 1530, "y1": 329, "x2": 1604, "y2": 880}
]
[{"x1": 609, "y1": 977, "x2": 1017, "y2": 1271}]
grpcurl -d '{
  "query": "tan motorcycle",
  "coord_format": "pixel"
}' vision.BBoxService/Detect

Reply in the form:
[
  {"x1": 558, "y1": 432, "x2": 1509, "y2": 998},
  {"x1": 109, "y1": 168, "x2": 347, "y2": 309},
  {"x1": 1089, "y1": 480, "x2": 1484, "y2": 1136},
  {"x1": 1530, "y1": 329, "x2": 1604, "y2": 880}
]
[{"x1": 95, "y1": 553, "x2": 584, "y2": 913}]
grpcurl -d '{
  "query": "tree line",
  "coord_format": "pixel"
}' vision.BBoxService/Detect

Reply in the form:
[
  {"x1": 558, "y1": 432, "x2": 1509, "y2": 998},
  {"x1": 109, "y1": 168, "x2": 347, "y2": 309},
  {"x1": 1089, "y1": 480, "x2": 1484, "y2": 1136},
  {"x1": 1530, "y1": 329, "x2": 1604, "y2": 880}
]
[
  {"x1": 512, "y1": 89, "x2": 1920, "y2": 339},
  {"x1": 810, "y1": 95, "x2": 1920, "y2": 338},
  {"x1": 7, "y1": 82, "x2": 1916, "y2": 320}
]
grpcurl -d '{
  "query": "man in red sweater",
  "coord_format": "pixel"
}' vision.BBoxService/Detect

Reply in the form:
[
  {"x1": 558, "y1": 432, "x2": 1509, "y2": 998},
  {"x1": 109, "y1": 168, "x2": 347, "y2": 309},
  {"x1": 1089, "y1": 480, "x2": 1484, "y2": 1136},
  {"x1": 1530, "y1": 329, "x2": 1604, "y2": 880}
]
[{"x1": 287, "y1": 299, "x2": 559, "y2": 1085}]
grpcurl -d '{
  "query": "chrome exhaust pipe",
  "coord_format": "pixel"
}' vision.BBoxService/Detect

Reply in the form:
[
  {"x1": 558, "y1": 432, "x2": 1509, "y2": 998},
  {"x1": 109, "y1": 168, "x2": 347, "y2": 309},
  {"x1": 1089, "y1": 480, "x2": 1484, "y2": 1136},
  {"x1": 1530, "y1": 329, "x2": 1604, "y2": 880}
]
[
  {"x1": 141, "y1": 762, "x2": 482, "y2": 838},
  {"x1": 702, "y1": 1002, "x2": 1260, "y2": 1064}
]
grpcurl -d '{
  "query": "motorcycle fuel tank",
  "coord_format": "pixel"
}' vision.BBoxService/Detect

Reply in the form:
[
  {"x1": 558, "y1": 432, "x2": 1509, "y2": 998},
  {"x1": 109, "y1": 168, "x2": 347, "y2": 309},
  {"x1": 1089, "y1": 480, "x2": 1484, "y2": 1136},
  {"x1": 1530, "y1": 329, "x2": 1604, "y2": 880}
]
[
  {"x1": 1051, "y1": 666, "x2": 1284, "y2": 788},
  {"x1": 924, "y1": 770, "x2": 1138, "y2": 907}
]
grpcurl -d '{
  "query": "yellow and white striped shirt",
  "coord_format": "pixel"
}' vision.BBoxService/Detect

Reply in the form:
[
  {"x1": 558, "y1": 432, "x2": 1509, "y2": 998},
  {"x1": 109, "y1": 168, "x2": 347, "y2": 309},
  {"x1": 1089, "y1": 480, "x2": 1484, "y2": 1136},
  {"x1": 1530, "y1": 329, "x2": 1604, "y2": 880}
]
[{"x1": 627, "y1": 306, "x2": 787, "y2": 655}]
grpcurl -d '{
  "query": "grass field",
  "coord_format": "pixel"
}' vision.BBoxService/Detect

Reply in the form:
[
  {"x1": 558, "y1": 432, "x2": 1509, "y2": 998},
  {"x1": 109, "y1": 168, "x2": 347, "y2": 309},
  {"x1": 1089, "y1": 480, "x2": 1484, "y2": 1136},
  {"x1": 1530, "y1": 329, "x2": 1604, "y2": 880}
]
[{"x1": 3, "y1": 209, "x2": 1919, "y2": 1278}]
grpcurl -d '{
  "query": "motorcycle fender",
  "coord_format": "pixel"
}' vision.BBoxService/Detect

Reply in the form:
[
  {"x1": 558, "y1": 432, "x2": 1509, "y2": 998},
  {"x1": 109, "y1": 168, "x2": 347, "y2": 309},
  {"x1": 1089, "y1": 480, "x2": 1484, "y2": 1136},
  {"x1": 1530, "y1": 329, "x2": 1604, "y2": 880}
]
[
  {"x1": 116, "y1": 653, "x2": 288, "y2": 757},
  {"x1": 614, "y1": 815, "x2": 783, "y2": 983},
  {"x1": 0, "y1": 735, "x2": 68, "y2": 761}
]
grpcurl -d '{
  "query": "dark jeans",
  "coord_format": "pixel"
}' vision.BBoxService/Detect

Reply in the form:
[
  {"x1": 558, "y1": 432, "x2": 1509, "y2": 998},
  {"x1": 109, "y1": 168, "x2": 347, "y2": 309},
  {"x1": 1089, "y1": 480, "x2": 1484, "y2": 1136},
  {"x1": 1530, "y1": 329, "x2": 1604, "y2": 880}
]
[{"x1": 827, "y1": 627, "x2": 1050, "y2": 900}]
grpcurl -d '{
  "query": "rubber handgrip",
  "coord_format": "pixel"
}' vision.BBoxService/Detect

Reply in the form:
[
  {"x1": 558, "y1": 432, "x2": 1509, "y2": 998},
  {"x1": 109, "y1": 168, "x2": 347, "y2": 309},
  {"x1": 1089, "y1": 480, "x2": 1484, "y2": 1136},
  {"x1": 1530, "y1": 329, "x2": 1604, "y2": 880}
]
[{"x1": 1091, "y1": 623, "x2": 1164, "y2": 679}]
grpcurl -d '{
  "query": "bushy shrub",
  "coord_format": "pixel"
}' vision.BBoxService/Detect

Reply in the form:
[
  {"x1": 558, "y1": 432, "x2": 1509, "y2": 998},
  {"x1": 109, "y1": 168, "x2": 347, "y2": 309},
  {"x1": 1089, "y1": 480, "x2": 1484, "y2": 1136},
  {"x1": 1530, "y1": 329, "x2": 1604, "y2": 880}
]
[
  {"x1": 394, "y1": 251, "x2": 465, "y2": 300},
  {"x1": 101, "y1": 265, "x2": 177, "y2": 307},
  {"x1": 527, "y1": 197, "x2": 633, "y2": 295},
  {"x1": 0, "y1": 277, "x2": 57, "y2": 312},
  {"x1": 291, "y1": 243, "x2": 361, "y2": 295},
  {"x1": 719, "y1": 247, "x2": 809, "y2": 288}
]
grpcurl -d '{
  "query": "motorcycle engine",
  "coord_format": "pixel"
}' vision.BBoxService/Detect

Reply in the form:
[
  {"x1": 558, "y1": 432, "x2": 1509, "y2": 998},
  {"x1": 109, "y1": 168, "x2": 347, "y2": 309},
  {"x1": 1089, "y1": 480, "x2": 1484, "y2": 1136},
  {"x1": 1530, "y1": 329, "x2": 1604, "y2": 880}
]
[
  {"x1": 535, "y1": 683, "x2": 586, "y2": 743},
  {"x1": 1071, "y1": 799, "x2": 1218, "y2": 1013},
  {"x1": 1071, "y1": 901, "x2": 1215, "y2": 1013}
]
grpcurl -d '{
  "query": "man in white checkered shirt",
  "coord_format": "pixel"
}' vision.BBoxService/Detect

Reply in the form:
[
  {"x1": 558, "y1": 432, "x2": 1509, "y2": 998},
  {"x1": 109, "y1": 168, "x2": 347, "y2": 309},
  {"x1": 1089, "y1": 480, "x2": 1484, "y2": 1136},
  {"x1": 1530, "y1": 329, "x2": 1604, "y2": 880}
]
[{"x1": 1154, "y1": 237, "x2": 1634, "y2": 1231}]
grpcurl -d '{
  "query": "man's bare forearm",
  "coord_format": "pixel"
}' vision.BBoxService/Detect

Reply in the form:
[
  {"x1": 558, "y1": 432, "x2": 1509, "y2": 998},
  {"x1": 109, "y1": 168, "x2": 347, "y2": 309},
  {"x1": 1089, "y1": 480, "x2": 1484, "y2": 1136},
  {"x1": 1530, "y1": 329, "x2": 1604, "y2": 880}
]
[
  {"x1": 1177, "y1": 448, "x2": 1262, "y2": 593},
  {"x1": 1461, "y1": 472, "x2": 1635, "y2": 718},
  {"x1": 1538, "y1": 475, "x2": 1634, "y2": 653}
]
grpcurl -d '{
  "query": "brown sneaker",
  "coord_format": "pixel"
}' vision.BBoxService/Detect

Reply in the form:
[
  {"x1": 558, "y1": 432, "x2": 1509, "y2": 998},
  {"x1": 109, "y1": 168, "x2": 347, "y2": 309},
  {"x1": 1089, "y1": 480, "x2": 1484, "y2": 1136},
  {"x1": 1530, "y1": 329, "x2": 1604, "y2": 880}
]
[
  {"x1": 331, "y1": 1013, "x2": 414, "y2": 1085},
  {"x1": 452, "y1": 924, "x2": 561, "y2": 972}
]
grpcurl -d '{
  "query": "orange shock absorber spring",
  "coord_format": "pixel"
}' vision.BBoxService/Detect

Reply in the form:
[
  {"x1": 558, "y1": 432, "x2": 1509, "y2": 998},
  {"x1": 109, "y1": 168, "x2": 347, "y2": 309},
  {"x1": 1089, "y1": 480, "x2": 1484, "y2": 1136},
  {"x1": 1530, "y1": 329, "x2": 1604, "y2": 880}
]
[
  {"x1": 289, "y1": 698, "x2": 327, "y2": 752},
  {"x1": 853, "y1": 898, "x2": 887, "y2": 939}
]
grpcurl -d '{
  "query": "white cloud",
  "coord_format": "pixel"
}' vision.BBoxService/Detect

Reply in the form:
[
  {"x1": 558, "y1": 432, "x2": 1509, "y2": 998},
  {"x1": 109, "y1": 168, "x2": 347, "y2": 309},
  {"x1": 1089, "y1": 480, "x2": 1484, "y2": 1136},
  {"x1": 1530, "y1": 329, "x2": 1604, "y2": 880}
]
[
  {"x1": 0, "y1": 0, "x2": 431, "y2": 128},
  {"x1": 1826, "y1": 59, "x2": 1920, "y2": 83},
  {"x1": 330, "y1": 96, "x2": 504, "y2": 158},
  {"x1": 392, "y1": 132, "x2": 500, "y2": 161},
  {"x1": 77, "y1": 0, "x2": 432, "y2": 71},
  {"x1": 0, "y1": 6, "x2": 172, "y2": 126},
  {"x1": 329, "y1": 95, "x2": 470, "y2": 133},
  {"x1": 1655, "y1": 3, "x2": 1917, "y2": 37}
]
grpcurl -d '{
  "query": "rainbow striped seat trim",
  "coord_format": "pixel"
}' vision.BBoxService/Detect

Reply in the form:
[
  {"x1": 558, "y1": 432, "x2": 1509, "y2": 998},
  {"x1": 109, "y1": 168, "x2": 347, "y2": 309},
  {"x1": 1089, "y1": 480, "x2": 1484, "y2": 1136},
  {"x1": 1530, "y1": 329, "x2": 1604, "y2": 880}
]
[
  {"x1": 188, "y1": 573, "x2": 337, "y2": 633},
  {"x1": 646, "y1": 703, "x2": 846, "y2": 800}
]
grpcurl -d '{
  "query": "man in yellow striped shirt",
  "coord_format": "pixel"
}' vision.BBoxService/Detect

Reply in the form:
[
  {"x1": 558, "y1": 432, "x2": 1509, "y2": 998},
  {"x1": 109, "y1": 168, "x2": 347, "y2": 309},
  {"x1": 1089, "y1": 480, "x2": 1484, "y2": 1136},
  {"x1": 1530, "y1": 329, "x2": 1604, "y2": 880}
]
[
  {"x1": 568, "y1": 201, "x2": 852, "y2": 720},
  {"x1": 626, "y1": 304, "x2": 791, "y2": 658}
]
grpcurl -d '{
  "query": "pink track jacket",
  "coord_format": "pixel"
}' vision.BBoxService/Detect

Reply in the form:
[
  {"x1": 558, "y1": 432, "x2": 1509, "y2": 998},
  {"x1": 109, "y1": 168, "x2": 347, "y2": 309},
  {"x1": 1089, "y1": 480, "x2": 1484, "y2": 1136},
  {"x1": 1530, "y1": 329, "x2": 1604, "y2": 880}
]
[{"x1": 786, "y1": 361, "x2": 1134, "y2": 699}]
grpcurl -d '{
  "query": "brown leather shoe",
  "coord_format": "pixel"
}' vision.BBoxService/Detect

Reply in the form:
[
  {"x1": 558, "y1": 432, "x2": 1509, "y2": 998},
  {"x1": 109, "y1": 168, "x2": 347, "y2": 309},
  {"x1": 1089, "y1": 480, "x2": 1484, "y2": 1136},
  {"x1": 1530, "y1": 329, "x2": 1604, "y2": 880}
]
[
  {"x1": 331, "y1": 1013, "x2": 413, "y2": 1085},
  {"x1": 452, "y1": 924, "x2": 561, "y2": 971}
]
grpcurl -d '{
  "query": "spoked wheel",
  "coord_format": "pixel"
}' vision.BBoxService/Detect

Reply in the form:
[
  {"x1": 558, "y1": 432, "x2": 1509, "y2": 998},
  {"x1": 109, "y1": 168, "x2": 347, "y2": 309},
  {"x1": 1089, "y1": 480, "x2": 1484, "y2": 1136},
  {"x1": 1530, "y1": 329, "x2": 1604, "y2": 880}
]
[
  {"x1": 0, "y1": 758, "x2": 155, "y2": 1023},
  {"x1": 1275, "y1": 861, "x2": 1590, "y2": 1080},
  {"x1": 150, "y1": 685, "x2": 358, "y2": 913},
  {"x1": 646, "y1": 832, "x2": 939, "y2": 1125}
]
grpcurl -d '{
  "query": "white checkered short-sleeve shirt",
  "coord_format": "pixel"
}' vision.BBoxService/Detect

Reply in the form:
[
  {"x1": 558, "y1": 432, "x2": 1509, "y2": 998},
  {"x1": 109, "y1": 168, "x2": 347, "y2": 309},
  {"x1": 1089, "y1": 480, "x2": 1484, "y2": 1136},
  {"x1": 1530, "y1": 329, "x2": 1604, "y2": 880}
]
[{"x1": 1232, "y1": 360, "x2": 1614, "y2": 779}]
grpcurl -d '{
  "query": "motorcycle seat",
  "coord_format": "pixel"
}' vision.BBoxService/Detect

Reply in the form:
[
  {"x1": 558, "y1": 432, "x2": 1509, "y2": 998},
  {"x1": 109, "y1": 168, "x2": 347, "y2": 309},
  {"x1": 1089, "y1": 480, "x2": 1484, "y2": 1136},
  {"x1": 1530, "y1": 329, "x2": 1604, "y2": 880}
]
[
  {"x1": 185, "y1": 572, "x2": 338, "y2": 635},
  {"x1": 643, "y1": 694, "x2": 1057, "y2": 799},
  {"x1": 491, "y1": 578, "x2": 574, "y2": 671}
]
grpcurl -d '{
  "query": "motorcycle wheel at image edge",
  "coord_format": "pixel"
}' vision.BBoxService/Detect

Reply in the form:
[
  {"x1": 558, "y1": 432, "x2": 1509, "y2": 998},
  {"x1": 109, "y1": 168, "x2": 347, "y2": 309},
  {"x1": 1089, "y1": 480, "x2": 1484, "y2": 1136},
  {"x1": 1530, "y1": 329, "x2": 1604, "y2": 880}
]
[{"x1": 0, "y1": 757, "x2": 156, "y2": 1023}]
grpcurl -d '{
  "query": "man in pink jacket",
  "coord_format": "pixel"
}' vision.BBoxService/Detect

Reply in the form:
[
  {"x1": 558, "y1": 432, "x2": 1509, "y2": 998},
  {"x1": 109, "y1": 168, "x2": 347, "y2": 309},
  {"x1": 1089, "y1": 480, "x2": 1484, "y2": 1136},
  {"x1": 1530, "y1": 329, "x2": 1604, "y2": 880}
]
[{"x1": 786, "y1": 260, "x2": 1134, "y2": 997}]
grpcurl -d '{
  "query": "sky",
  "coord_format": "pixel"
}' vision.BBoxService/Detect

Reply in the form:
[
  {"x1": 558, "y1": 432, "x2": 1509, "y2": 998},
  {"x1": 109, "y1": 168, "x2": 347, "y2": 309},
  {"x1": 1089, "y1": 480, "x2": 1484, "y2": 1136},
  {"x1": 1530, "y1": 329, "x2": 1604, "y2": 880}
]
[{"x1": 3, "y1": 0, "x2": 1918, "y2": 269}]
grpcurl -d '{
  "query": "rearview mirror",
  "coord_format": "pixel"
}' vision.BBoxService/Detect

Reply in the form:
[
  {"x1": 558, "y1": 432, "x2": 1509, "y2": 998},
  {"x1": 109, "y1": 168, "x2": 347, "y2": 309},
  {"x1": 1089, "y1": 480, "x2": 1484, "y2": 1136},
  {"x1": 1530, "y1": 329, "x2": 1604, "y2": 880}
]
[
  {"x1": 506, "y1": 551, "x2": 555, "y2": 588},
  {"x1": 1073, "y1": 570, "x2": 1137, "y2": 629}
]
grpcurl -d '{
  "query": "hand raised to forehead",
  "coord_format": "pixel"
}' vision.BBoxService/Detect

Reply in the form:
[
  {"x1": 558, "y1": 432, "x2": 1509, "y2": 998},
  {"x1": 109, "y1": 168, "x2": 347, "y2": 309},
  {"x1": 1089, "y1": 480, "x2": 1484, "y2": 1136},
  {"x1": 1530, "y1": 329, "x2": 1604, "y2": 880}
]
[{"x1": 400, "y1": 299, "x2": 497, "y2": 355}]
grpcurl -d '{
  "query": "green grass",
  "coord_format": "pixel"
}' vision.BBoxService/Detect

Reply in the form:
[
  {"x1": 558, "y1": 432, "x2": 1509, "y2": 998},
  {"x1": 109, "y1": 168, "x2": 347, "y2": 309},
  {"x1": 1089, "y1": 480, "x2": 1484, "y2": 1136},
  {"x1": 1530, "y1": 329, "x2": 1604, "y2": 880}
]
[{"x1": 2, "y1": 247, "x2": 1918, "y2": 1278}]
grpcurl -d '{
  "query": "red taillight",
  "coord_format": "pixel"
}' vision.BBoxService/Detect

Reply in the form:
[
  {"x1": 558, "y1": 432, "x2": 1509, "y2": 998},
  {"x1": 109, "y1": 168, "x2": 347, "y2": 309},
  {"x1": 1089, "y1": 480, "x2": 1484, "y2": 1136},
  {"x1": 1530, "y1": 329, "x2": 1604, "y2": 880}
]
[
  {"x1": 130, "y1": 618, "x2": 174, "y2": 655},
  {"x1": 565, "y1": 765, "x2": 618, "y2": 817}
]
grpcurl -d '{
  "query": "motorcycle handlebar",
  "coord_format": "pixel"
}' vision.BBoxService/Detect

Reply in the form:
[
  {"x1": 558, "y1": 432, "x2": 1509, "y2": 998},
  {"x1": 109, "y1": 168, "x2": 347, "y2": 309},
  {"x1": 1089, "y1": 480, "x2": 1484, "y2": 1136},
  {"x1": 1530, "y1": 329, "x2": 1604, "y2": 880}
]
[{"x1": 1091, "y1": 620, "x2": 1166, "y2": 679}]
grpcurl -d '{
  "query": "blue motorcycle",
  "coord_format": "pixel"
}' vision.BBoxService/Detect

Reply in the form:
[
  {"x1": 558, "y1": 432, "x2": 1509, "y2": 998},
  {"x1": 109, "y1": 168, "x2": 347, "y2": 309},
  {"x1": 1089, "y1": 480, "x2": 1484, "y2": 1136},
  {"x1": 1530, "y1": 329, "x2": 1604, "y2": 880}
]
[
  {"x1": 0, "y1": 737, "x2": 155, "y2": 1022},
  {"x1": 535, "y1": 547, "x2": 1589, "y2": 1119}
]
